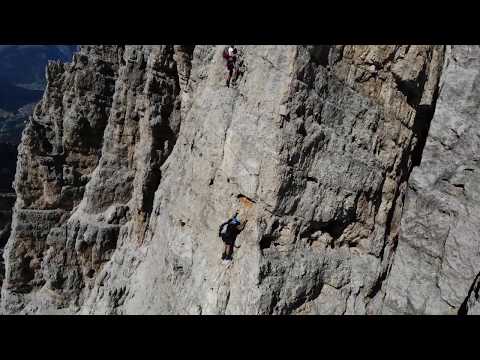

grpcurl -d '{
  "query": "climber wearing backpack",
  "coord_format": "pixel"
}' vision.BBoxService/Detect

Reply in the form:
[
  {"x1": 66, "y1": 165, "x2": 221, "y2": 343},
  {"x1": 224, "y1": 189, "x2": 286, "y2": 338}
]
[
  {"x1": 223, "y1": 45, "x2": 237, "y2": 87},
  {"x1": 218, "y1": 212, "x2": 242, "y2": 260}
]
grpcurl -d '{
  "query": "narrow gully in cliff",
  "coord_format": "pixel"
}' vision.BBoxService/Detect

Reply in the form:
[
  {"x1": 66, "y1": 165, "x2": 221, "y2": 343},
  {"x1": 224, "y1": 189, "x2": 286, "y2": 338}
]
[
  {"x1": 369, "y1": 83, "x2": 443, "y2": 300},
  {"x1": 458, "y1": 271, "x2": 480, "y2": 315},
  {"x1": 368, "y1": 46, "x2": 447, "y2": 303},
  {"x1": 140, "y1": 46, "x2": 194, "y2": 217}
]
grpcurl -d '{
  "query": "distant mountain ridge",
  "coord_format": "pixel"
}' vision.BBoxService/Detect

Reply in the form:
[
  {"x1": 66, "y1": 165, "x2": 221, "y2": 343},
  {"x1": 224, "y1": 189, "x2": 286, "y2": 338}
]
[
  {"x1": 0, "y1": 45, "x2": 79, "y2": 193},
  {"x1": 0, "y1": 45, "x2": 77, "y2": 112},
  {"x1": 0, "y1": 46, "x2": 77, "y2": 88},
  {"x1": 0, "y1": 45, "x2": 78, "y2": 138},
  {"x1": 0, "y1": 46, "x2": 78, "y2": 285}
]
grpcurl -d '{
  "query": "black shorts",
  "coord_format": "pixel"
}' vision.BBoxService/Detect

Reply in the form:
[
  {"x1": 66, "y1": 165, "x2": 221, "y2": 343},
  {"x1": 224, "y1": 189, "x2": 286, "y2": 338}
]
[{"x1": 222, "y1": 235, "x2": 234, "y2": 245}]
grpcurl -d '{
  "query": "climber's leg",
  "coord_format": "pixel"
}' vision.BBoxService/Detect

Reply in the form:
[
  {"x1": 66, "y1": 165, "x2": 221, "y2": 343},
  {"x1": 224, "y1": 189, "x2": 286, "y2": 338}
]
[
  {"x1": 221, "y1": 241, "x2": 228, "y2": 259},
  {"x1": 226, "y1": 65, "x2": 233, "y2": 87},
  {"x1": 225, "y1": 243, "x2": 233, "y2": 260}
]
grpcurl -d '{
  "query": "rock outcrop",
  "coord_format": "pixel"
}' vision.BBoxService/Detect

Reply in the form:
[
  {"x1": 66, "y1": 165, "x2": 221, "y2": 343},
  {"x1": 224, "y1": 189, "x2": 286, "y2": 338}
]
[
  {"x1": 1, "y1": 45, "x2": 477, "y2": 315},
  {"x1": 0, "y1": 46, "x2": 79, "y2": 293},
  {"x1": 382, "y1": 46, "x2": 480, "y2": 315},
  {"x1": 1, "y1": 46, "x2": 121, "y2": 312},
  {"x1": 0, "y1": 194, "x2": 15, "y2": 285}
]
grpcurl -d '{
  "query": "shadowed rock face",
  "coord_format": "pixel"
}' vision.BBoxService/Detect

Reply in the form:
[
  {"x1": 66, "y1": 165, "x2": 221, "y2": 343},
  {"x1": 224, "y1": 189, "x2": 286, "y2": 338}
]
[
  {"x1": 1, "y1": 46, "x2": 122, "y2": 312},
  {"x1": 0, "y1": 46, "x2": 79, "y2": 290},
  {"x1": 382, "y1": 46, "x2": 480, "y2": 315},
  {"x1": 0, "y1": 194, "x2": 15, "y2": 285},
  {"x1": 0, "y1": 144, "x2": 17, "y2": 193},
  {"x1": 1, "y1": 45, "x2": 477, "y2": 315}
]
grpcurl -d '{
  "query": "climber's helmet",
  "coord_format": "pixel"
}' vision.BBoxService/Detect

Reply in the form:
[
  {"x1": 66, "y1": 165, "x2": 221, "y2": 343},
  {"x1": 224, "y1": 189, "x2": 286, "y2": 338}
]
[{"x1": 231, "y1": 218, "x2": 240, "y2": 226}]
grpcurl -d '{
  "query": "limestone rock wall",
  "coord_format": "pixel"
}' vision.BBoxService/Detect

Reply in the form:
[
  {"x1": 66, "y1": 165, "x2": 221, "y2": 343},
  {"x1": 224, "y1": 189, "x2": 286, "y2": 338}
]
[
  {"x1": 1, "y1": 44, "x2": 477, "y2": 315},
  {"x1": 0, "y1": 194, "x2": 15, "y2": 285},
  {"x1": 382, "y1": 46, "x2": 480, "y2": 315},
  {"x1": 1, "y1": 46, "x2": 122, "y2": 312}
]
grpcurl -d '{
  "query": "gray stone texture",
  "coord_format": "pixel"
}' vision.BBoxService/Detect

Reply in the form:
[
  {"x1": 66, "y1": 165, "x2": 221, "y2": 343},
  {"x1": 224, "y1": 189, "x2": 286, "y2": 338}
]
[
  {"x1": 382, "y1": 46, "x2": 480, "y2": 315},
  {"x1": 0, "y1": 45, "x2": 478, "y2": 315}
]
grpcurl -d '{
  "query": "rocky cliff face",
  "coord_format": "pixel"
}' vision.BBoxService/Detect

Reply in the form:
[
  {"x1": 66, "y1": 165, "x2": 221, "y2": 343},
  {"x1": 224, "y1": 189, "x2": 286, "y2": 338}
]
[
  {"x1": 382, "y1": 46, "x2": 480, "y2": 315},
  {"x1": 0, "y1": 194, "x2": 15, "y2": 285},
  {"x1": 0, "y1": 46, "x2": 79, "y2": 292},
  {"x1": 1, "y1": 45, "x2": 478, "y2": 314}
]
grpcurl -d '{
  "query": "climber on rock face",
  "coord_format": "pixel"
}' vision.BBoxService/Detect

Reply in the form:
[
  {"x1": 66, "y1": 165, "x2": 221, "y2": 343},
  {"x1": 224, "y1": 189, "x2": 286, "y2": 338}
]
[
  {"x1": 219, "y1": 212, "x2": 243, "y2": 261},
  {"x1": 223, "y1": 45, "x2": 238, "y2": 87}
]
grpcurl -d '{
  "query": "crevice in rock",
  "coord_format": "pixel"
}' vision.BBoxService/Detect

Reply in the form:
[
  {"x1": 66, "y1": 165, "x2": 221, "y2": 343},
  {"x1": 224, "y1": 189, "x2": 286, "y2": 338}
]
[
  {"x1": 357, "y1": 48, "x2": 446, "y2": 307},
  {"x1": 309, "y1": 46, "x2": 331, "y2": 67},
  {"x1": 458, "y1": 271, "x2": 480, "y2": 315},
  {"x1": 301, "y1": 209, "x2": 356, "y2": 246},
  {"x1": 411, "y1": 97, "x2": 440, "y2": 167},
  {"x1": 367, "y1": 264, "x2": 390, "y2": 300},
  {"x1": 0, "y1": 144, "x2": 18, "y2": 193},
  {"x1": 260, "y1": 234, "x2": 275, "y2": 251},
  {"x1": 141, "y1": 45, "x2": 193, "y2": 217},
  {"x1": 259, "y1": 219, "x2": 280, "y2": 253},
  {"x1": 394, "y1": 73, "x2": 425, "y2": 108}
]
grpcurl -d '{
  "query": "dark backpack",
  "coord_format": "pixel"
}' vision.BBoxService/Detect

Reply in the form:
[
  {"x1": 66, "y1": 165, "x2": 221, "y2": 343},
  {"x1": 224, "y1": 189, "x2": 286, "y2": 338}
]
[
  {"x1": 223, "y1": 47, "x2": 230, "y2": 60},
  {"x1": 219, "y1": 215, "x2": 239, "y2": 237}
]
